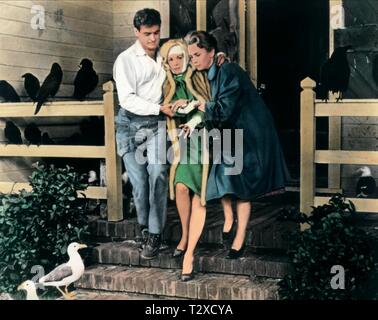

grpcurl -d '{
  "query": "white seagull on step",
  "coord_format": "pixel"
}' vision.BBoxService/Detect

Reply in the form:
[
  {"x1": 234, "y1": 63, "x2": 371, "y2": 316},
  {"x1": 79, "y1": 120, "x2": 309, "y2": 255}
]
[
  {"x1": 38, "y1": 242, "x2": 87, "y2": 300},
  {"x1": 356, "y1": 166, "x2": 376, "y2": 198},
  {"x1": 17, "y1": 280, "x2": 39, "y2": 300}
]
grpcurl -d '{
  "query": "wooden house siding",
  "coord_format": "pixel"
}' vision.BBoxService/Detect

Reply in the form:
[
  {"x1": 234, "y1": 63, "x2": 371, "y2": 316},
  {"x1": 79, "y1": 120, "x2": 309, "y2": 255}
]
[
  {"x1": 0, "y1": 0, "x2": 114, "y2": 181},
  {"x1": 333, "y1": 1, "x2": 378, "y2": 194}
]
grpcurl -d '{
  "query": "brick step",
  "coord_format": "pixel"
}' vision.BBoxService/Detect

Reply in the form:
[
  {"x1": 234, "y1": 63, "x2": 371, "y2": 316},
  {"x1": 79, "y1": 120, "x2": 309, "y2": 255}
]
[
  {"x1": 91, "y1": 242, "x2": 292, "y2": 279},
  {"x1": 73, "y1": 289, "x2": 181, "y2": 300},
  {"x1": 75, "y1": 265, "x2": 280, "y2": 300},
  {"x1": 90, "y1": 202, "x2": 299, "y2": 250}
]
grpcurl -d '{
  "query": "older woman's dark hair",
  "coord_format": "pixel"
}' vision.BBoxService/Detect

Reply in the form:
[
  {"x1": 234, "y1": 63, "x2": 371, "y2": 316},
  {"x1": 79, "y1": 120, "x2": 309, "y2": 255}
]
[
  {"x1": 133, "y1": 8, "x2": 161, "y2": 30},
  {"x1": 186, "y1": 31, "x2": 218, "y2": 53}
]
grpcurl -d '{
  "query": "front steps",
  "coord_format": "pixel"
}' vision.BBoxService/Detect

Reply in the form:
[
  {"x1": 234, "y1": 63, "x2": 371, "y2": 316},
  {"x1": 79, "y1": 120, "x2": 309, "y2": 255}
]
[
  {"x1": 91, "y1": 242, "x2": 292, "y2": 279},
  {"x1": 90, "y1": 202, "x2": 299, "y2": 251},
  {"x1": 76, "y1": 265, "x2": 280, "y2": 300},
  {"x1": 79, "y1": 200, "x2": 298, "y2": 300}
]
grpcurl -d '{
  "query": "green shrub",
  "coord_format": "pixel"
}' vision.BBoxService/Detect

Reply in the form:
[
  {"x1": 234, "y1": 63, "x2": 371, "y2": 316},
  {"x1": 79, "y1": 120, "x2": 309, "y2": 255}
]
[
  {"x1": 0, "y1": 164, "x2": 89, "y2": 297},
  {"x1": 278, "y1": 194, "x2": 375, "y2": 300}
]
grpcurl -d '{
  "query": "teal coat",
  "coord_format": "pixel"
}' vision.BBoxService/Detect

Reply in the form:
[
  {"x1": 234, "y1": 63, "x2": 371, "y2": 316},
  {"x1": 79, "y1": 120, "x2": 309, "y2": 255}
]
[{"x1": 204, "y1": 62, "x2": 289, "y2": 201}]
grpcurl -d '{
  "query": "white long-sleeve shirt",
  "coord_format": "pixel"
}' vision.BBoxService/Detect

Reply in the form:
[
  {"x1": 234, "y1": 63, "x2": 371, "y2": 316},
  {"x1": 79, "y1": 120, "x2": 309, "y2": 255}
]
[{"x1": 113, "y1": 40, "x2": 166, "y2": 115}]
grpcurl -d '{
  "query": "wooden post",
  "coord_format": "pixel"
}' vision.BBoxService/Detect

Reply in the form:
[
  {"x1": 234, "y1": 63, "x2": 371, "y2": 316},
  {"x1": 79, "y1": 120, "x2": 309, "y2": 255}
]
[
  {"x1": 328, "y1": 94, "x2": 341, "y2": 189},
  {"x1": 246, "y1": 0, "x2": 257, "y2": 86},
  {"x1": 196, "y1": 0, "x2": 206, "y2": 30},
  {"x1": 328, "y1": 0, "x2": 343, "y2": 189},
  {"x1": 238, "y1": 0, "x2": 246, "y2": 70},
  {"x1": 103, "y1": 81, "x2": 123, "y2": 222},
  {"x1": 300, "y1": 77, "x2": 316, "y2": 230}
]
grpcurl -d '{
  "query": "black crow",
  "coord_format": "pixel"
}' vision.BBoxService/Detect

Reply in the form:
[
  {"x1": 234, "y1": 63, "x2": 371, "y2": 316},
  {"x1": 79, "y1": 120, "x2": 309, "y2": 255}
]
[
  {"x1": 0, "y1": 80, "x2": 20, "y2": 102},
  {"x1": 22, "y1": 73, "x2": 40, "y2": 102},
  {"x1": 373, "y1": 54, "x2": 378, "y2": 87},
  {"x1": 41, "y1": 132, "x2": 55, "y2": 145},
  {"x1": 356, "y1": 166, "x2": 376, "y2": 198},
  {"x1": 4, "y1": 121, "x2": 22, "y2": 144},
  {"x1": 319, "y1": 45, "x2": 352, "y2": 101},
  {"x1": 73, "y1": 58, "x2": 99, "y2": 101},
  {"x1": 24, "y1": 123, "x2": 42, "y2": 145},
  {"x1": 79, "y1": 117, "x2": 104, "y2": 145},
  {"x1": 35, "y1": 63, "x2": 63, "y2": 115}
]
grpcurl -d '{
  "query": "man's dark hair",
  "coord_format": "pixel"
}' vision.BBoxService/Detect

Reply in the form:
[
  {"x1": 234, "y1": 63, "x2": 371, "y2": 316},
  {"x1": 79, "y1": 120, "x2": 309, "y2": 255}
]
[
  {"x1": 187, "y1": 31, "x2": 218, "y2": 53},
  {"x1": 133, "y1": 8, "x2": 161, "y2": 31}
]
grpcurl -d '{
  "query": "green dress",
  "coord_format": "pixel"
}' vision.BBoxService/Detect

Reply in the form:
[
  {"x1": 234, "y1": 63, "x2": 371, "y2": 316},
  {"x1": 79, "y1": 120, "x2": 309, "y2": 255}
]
[{"x1": 172, "y1": 73, "x2": 204, "y2": 196}]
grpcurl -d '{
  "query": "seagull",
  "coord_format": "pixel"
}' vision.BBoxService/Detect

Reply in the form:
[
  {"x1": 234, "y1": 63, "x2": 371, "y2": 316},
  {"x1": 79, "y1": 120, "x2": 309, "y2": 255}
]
[
  {"x1": 17, "y1": 280, "x2": 39, "y2": 300},
  {"x1": 356, "y1": 166, "x2": 376, "y2": 198},
  {"x1": 38, "y1": 242, "x2": 87, "y2": 300},
  {"x1": 88, "y1": 170, "x2": 98, "y2": 185}
]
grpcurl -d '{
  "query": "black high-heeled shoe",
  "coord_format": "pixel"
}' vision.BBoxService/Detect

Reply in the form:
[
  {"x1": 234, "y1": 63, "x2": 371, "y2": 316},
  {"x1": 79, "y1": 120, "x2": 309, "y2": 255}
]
[
  {"x1": 172, "y1": 248, "x2": 185, "y2": 258},
  {"x1": 180, "y1": 272, "x2": 195, "y2": 281},
  {"x1": 226, "y1": 245, "x2": 246, "y2": 259},
  {"x1": 222, "y1": 220, "x2": 235, "y2": 244}
]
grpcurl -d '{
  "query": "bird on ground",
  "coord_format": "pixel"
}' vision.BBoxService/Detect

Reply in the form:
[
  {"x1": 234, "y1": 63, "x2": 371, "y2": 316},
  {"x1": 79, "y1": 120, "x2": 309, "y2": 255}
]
[
  {"x1": 356, "y1": 166, "x2": 376, "y2": 198},
  {"x1": 0, "y1": 80, "x2": 20, "y2": 102},
  {"x1": 318, "y1": 45, "x2": 352, "y2": 101},
  {"x1": 38, "y1": 242, "x2": 87, "y2": 300},
  {"x1": 373, "y1": 54, "x2": 378, "y2": 87},
  {"x1": 17, "y1": 280, "x2": 39, "y2": 300},
  {"x1": 73, "y1": 58, "x2": 99, "y2": 101},
  {"x1": 35, "y1": 63, "x2": 63, "y2": 115},
  {"x1": 22, "y1": 73, "x2": 40, "y2": 102},
  {"x1": 24, "y1": 123, "x2": 42, "y2": 145},
  {"x1": 4, "y1": 121, "x2": 22, "y2": 144},
  {"x1": 41, "y1": 132, "x2": 55, "y2": 145}
]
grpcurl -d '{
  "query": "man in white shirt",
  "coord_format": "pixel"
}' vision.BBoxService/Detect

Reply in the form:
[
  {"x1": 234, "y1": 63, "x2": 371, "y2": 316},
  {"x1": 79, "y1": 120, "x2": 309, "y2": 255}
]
[{"x1": 113, "y1": 8, "x2": 173, "y2": 259}]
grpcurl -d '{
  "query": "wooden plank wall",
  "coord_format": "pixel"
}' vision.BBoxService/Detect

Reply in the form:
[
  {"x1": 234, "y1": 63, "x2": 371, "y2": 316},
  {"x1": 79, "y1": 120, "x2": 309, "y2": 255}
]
[
  {"x1": 0, "y1": 0, "x2": 114, "y2": 181},
  {"x1": 333, "y1": 0, "x2": 378, "y2": 195}
]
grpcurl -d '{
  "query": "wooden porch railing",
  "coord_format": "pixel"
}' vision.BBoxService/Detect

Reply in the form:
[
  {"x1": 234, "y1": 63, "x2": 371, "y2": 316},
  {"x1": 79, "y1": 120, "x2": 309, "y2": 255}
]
[
  {"x1": 300, "y1": 77, "x2": 378, "y2": 225},
  {"x1": 0, "y1": 81, "x2": 123, "y2": 222}
]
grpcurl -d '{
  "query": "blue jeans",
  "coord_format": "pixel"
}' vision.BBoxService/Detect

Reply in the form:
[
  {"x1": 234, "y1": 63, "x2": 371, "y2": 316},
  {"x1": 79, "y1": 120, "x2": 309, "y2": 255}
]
[{"x1": 116, "y1": 108, "x2": 168, "y2": 234}]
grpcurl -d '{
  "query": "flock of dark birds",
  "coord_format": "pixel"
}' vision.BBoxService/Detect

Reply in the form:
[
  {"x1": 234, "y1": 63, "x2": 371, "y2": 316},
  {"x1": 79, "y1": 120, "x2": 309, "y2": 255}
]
[
  {"x1": 0, "y1": 58, "x2": 99, "y2": 113},
  {"x1": 1, "y1": 58, "x2": 102, "y2": 178}
]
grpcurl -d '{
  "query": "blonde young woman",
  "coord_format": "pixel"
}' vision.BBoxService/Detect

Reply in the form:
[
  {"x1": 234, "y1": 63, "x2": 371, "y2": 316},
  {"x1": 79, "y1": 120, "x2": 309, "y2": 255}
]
[{"x1": 160, "y1": 39, "x2": 211, "y2": 281}]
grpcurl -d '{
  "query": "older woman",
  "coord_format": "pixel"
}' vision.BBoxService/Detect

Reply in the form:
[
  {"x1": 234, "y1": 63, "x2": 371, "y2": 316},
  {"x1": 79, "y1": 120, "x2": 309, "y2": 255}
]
[{"x1": 184, "y1": 31, "x2": 289, "y2": 259}]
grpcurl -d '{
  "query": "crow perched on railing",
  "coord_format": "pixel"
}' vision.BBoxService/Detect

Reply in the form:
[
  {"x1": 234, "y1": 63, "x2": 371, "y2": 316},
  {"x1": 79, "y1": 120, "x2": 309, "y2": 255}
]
[
  {"x1": 0, "y1": 80, "x2": 20, "y2": 102},
  {"x1": 34, "y1": 63, "x2": 63, "y2": 115},
  {"x1": 73, "y1": 58, "x2": 99, "y2": 101},
  {"x1": 22, "y1": 73, "x2": 40, "y2": 102},
  {"x1": 4, "y1": 121, "x2": 22, "y2": 144},
  {"x1": 318, "y1": 45, "x2": 352, "y2": 102},
  {"x1": 24, "y1": 123, "x2": 42, "y2": 145}
]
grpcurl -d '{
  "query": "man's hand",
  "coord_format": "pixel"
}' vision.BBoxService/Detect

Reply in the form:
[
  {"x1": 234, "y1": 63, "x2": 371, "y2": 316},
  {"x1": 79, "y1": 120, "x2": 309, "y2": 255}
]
[{"x1": 160, "y1": 104, "x2": 174, "y2": 117}]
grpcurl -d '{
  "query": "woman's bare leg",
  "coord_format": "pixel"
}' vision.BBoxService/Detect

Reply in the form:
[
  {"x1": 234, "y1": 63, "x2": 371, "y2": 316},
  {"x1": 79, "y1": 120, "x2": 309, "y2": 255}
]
[
  {"x1": 232, "y1": 200, "x2": 252, "y2": 250},
  {"x1": 175, "y1": 183, "x2": 191, "y2": 251},
  {"x1": 221, "y1": 197, "x2": 234, "y2": 233},
  {"x1": 182, "y1": 194, "x2": 206, "y2": 274}
]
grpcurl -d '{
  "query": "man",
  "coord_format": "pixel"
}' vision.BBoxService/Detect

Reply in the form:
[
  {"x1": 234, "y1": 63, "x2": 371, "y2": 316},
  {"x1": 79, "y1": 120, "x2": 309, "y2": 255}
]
[{"x1": 113, "y1": 8, "x2": 173, "y2": 259}]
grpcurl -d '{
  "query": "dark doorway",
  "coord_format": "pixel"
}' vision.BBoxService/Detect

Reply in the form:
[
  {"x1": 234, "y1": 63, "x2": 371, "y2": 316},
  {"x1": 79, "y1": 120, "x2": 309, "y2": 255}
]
[{"x1": 257, "y1": 0, "x2": 329, "y2": 181}]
